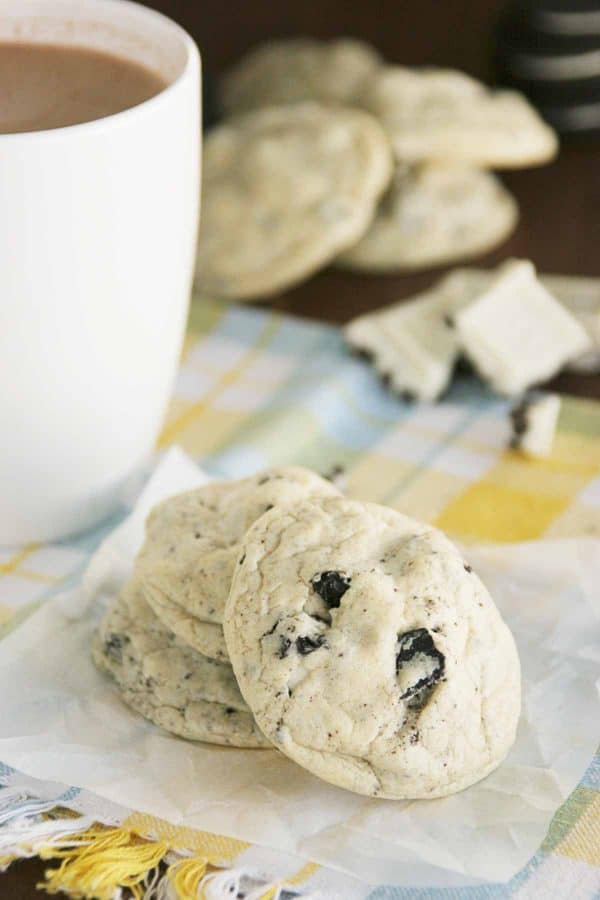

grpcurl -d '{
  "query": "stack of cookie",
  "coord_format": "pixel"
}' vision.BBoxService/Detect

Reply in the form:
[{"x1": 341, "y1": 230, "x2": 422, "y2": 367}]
[
  {"x1": 93, "y1": 465, "x2": 522, "y2": 800},
  {"x1": 92, "y1": 467, "x2": 339, "y2": 749},
  {"x1": 193, "y1": 38, "x2": 558, "y2": 299}
]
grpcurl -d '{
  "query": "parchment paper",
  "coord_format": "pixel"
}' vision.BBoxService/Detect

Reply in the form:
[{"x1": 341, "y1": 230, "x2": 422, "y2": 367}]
[{"x1": 0, "y1": 449, "x2": 598, "y2": 888}]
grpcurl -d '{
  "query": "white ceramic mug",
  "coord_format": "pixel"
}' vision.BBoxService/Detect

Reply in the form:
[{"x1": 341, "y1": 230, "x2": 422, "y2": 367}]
[{"x1": 0, "y1": 0, "x2": 201, "y2": 544}]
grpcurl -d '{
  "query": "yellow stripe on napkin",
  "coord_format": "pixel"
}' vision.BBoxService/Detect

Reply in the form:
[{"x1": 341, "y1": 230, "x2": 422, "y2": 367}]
[
  {"x1": 158, "y1": 314, "x2": 282, "y2": 450},
  {"x1": 123, "y1": 814, "x2": 249, "y2": 863}
]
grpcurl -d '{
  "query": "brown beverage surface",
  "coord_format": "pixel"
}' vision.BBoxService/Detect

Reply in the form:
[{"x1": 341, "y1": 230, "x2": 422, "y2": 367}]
[{"x1": 0, "y1": 42, "x2": 168, "y2": 134}]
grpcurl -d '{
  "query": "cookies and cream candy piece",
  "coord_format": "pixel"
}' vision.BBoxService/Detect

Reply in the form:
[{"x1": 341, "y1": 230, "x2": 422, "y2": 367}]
[
  {"x1": 345, "y1": 287, "x2": 463, "y2": 401},
  {"x1": 442, "y1": 265, "x2": 600, "y2": 373},
  {"x1": 358, "y1": 66, "x2": 558, "y2": 168},
  {"x1": 540, "y1": 274, "x2": 600, "y2": 373},
  {"x1": 144, "y1": 583, "x2": 229, "y2": 662},
  {"x1": 136, "y1": 466, "x2": 340, "y2": 626},
  {"x1": 220, "y1": 38, "x2": 382, "y2": 115},
  {"x1": 225, "y1": 496, "x2": 521, "y2": 799},
  {"x1": 510, "y1": 394, "x2": 561, "y2": 458},
  {"x1": 92, "y1": 581, "x2": 268, "y2": 748},
  {"x1": 454, "y1": 260, "x2": 590, "y2": 395},
  {"x1": 195, "y1": 103, "x2": 393, "y2": 300},
  {"x1": 338, "y1": 164, "x2": 518, "y2": 272},
  {"x1": 349, "y1": 261, "x2": 597, "y2": 403}
]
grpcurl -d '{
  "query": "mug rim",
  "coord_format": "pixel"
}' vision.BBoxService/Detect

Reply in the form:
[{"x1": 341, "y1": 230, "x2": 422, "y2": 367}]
[{"x1": 0, "y1": 0, "x2": 200, "y2": 142}]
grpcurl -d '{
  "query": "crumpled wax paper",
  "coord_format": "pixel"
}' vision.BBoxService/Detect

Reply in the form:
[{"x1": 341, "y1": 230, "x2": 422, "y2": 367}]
[{"x1": 0, "y1": 448, "x2": 598, "y2": 888}]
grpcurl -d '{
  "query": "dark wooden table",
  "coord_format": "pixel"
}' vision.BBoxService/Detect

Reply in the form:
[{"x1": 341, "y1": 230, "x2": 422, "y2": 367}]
[{"x1": 4, "y1": 2, "x2": 600, "y2": 898}]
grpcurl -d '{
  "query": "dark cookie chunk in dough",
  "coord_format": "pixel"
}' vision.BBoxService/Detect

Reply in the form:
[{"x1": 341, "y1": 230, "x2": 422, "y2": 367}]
[
  {"x1": 278, "y1": 632, "x2": 327, "y2": 658},
  {"x1": 104, "y1": 633, "x2": 129, "y2": 664},
  {"x1": 311, "y1": 571, "x2": 351, "y2": 609},
  {"x1": 396, "y1": 628, "x2": 445, "y2": 706},
  {"x1": 278, "y1": 636, "x2": 292, "y2": 659},
  {"x1": 296, "y1": 634, "x2": 328, "y2": 655}
]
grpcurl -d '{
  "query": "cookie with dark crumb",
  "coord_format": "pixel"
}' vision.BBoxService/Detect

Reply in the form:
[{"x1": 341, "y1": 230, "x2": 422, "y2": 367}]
[
  {"x1": 136, "y1": 466, "x2": 339, "y2": 626},
  {"x1": 220, "y1": 38, "x2": 382, "y2": 115},
  {"x1": 337, "y1": 163, "x2": 518, "y2": 272},
  {"x1": 92, "y1": 580, "x2": 269, "y2": 748},
  {"x1": 224, "y1": 496, "x2": 521, "y2": 798},
  {"x1": 195, "y1": 103, "x2": 392, "y2": 301}
]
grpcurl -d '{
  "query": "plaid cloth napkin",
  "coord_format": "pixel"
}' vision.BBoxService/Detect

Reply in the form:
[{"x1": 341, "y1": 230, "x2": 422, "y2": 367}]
[{"x1": 1, "y1": 297, "x2": 599, "y2": 899}]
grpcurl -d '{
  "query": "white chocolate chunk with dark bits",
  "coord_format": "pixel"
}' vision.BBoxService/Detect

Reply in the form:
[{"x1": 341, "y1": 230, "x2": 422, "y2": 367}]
[
  {"x1": 442, "y1": 264, "x2": 600, "y2": 374},
  {"x1": 542, "y1": 275, "x2": 600, "y2": 373},
  {"x1": 454, "y1": 260, "x2": 590, "y2": 396},
  {"x1": 510, "y1": 394, "x2": 561, "y2": 459},
  {"x1": 224, "y1": 496, "x2": 521, "y2": 799},
  {"x1": 346, "y1": 260, "x2": 596, "y2": 404},
  {"x1": 344, "y1": 285, "x2": 468, "y2": 401}
]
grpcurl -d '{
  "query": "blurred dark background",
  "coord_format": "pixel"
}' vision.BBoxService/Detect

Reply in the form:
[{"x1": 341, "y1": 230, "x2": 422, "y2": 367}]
[
  {"x1": 142, "y1": 0, "x2": 600, "y2": 135},
  {"x1": 144, "y1": 0, "x2": 508, "y2": 82}
]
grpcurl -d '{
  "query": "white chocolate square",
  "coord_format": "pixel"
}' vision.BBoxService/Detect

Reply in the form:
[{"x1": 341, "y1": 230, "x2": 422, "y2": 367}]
[
  {"x1": 454, "y1": 260, "x2": 590, "y2": 396},
  {"x1": 345, "y1": 288, "x2": 460, "y2": 401},
  {"x1": 443, "y1": 264, "x2": 600, "y2": 373}
]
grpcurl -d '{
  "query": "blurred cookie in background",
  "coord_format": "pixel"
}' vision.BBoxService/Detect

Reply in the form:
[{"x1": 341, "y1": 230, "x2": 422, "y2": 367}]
[
  {"x1": 358, "y1": 65, "x2": 557, "y2": 167},
  {"x1": 202, "y1": 38, "x2": 563, "y2": 300},
  {"x1": 220, "y1": 38, "x2": 382, "y2": 115},
  {"x1": 338, "y1": 164, "x2": 518, "y2": 272},
  {"x1": 195, "y1": 103, "x2": 392, "y2": 300}
]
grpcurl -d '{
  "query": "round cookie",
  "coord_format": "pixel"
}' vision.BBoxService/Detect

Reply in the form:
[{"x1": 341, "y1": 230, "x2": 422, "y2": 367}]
[
  {"x1": 195, "y1": 103, "x2": 392, "y2": 300},
  {"x1": 144, "y1": 583, "x2": 229, "y2": 663},
  {"x1": 338, "y1": 164, "x2": 518, "y2": 272},
  {"x1": 220, "y1": 38, "x2": 382, "y2": 115},
  {"x1": 224, "y1": 497, "x2": 521, "y2": 798},
  {"x1": 136, "y1": 467, "x2": 339, "y2": 625},
  {"x1": 358, "y1": 66, "x2": 557, "y2": 168},
  {"x1": 93, "y1": 580, "x2": 268, "y2": 748}
]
